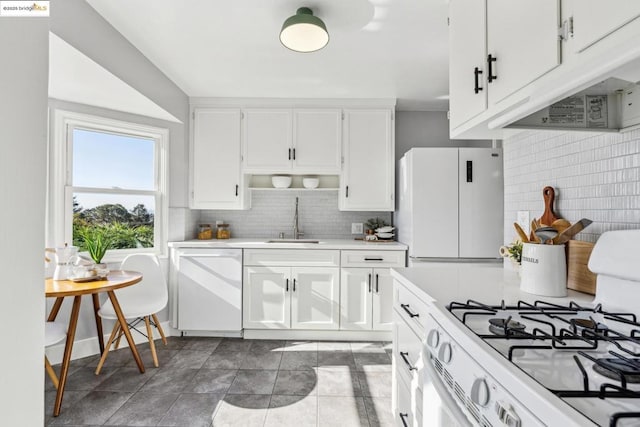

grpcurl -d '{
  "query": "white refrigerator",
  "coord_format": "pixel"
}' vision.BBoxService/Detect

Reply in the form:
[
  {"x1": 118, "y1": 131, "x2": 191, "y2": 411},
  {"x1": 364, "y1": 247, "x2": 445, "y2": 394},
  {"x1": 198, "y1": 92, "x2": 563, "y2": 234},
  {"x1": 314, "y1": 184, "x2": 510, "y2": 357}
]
[{"x1": 396, "y1": 147, "x2": 503, "y2": 261}]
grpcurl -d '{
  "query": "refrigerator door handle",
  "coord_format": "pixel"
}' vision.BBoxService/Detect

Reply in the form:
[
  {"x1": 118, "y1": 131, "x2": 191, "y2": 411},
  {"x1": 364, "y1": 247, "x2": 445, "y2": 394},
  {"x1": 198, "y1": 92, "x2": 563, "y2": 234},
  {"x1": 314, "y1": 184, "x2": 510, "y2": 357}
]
[{"x1": 466, "y1": 160, "x2": 473, "y2": 183}]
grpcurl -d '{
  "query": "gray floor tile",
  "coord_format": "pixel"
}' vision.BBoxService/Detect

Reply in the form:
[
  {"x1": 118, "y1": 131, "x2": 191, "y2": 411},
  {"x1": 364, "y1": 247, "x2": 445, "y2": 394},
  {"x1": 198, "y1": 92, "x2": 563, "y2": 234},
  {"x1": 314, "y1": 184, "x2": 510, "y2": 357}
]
[
  {"x1": 364, "y1": 397, "x2": 394, "y2": 427},
  {"x1": 351, "y1": 342, "x2": 386, "y2": 354},
  {"x1": 158, "y1": 393, "x2": 224, "y2": 427},
  {"x1": 318, "y1": 350, "x2": 356, "y2": 369},
  {"x1": 139, "y1": 368, "x2": 199, "y2": 393},
  {"x1": 279, "y1": 351, "x2": 317, "y2": 370},
  {"x1": 48, "y1": 391, "x2": 132, "y2": 425},
  {"x1": 163, "y1": 350, "x2": 212, "y2": 369},
  {"x1": 248, "y1": 339, "x2": 286, "y2": 353},
  {"x1": 63, "y1": 366, "x2": 115, "y2": 391},
  {"x1": 214, "y1": 338, "x2": 253, "y2": 352},
  {"x1": 273, "y1": 370, "x2": 317, "y2": 396},
  {"x1": 354, "y1": 353, "x2": 392, "y2": 372},
  {"x1": 163, "y1": 336, "x2": 188, "y2": 350},
  {"x1": 104, "y1": 392, "x2": 180, "y2": 426},
  {"x1": 227, "y1": 370, "x2": 278, "y2": 395},
  {"x1": 264, "y1": 394, "x2": 317, "y2": 427},
  {"x1": 203, "y1": 351, "x2": 248, "y2": 370},
  {"x1": 45, "y1": 364, "x2": 85, "y2": 392},
  {"x1": 183, "y1": 369, "x2": 237, "y2": 394},
  {"x1": 44, "y1": 390, "x2": 90, "y2": 422},
  {"x1": 94, "y1": 367, "x2": 157, "y2": 392},
  {"x1": 241, "y1": 351, "x2": 283, "y2": 370},
  {"x1": 125, "y1": 348, "x2": 180, "y2": 369},
  {"x1": 212, "y1": 394, "x2": 270, "y2": 427},
  {"x1": 181, "y1": 337, "x2": 222, "y2": 351},
  {"x1": 317, "y1": 341, "x2": 352, "y2": 352},
  {"x1": 357, "y1": 371, "x2": 392, "y2": 397},
  {"x1": 317, "y1": 366, "x2": 362, "y2": 396},
  {"x1": 318, "y1": 396, "x2": 369, "y2": 427},
  {"x1": 284, "y1": 340, "x2": 318, "y2": 352}
]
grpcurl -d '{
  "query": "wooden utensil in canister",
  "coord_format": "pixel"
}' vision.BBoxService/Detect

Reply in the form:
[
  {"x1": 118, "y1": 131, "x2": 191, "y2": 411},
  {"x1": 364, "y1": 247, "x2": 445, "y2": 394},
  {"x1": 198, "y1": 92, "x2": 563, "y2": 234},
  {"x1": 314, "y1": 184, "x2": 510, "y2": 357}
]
[
  {"x1": 513, "y1": 223, "x2": 529, "y2": 243},
  {"x1": 552, "y1": 218, "x2": 593, "y2": 245}
]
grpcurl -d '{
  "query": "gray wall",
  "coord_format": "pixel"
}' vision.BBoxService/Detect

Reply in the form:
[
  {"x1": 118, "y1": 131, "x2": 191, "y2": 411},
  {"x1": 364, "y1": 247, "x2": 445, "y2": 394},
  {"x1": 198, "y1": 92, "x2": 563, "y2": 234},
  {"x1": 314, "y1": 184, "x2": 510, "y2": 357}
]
[
  {"x1": 0, "y1": 17, "x2": 49, "y2": 425},
  {"x1": 503, "y1": 129, "x2": 640, "y2": 245}
]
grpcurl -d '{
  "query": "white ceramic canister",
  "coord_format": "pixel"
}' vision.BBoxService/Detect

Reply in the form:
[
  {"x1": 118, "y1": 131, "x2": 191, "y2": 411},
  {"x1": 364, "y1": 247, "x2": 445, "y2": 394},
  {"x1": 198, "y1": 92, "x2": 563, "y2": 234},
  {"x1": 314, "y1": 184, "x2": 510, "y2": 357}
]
[{"x1": 520, "y1": 243, "x2": 567, "y2": 297}]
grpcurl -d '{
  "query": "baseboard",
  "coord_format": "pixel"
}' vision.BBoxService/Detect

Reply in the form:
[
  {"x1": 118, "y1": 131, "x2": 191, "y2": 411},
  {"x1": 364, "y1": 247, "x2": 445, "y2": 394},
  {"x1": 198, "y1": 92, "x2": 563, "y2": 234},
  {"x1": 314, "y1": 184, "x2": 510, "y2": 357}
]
[
  {"x1": 243, "y1": 329, "x2": 392, "y2": 341},
  {"x1": 45, "y1": 321, "x2": 173, "y2": 365}
]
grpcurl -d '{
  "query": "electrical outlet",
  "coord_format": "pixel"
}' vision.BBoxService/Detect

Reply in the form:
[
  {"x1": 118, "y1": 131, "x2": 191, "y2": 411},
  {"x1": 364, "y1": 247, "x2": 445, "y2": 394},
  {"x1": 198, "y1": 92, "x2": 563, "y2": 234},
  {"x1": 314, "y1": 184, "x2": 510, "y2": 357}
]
[
  {"x1": 517, "y1": 211, "x2": 530, "y2": 235},
  {"x1": 351, "y1": 223, "x2": 363, "y2": 234}
]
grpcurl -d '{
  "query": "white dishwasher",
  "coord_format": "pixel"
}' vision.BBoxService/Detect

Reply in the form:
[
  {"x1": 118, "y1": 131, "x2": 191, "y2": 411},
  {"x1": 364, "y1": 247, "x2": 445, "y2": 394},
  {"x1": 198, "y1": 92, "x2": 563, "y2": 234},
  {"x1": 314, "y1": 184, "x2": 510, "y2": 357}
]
[{"x1": 173, "y1": 248, "x2": 243, "y2": 335}]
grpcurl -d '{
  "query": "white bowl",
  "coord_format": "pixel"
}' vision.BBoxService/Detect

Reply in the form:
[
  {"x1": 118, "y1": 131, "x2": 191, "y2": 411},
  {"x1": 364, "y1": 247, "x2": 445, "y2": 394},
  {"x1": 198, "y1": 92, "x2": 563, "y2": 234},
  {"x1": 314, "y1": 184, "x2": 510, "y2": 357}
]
[
  {"x1": 272, "y1": 175, "x2": 292, "y2": 188},
  {"x1": 376, "y1": 232, "x2": 395, "y2": 239},
  {"x1": 376, "y1": 226, "x2": 395, "y2": 233},
  {"x1": 302, "y1": 177, "x2": 319, "y2": 189}
]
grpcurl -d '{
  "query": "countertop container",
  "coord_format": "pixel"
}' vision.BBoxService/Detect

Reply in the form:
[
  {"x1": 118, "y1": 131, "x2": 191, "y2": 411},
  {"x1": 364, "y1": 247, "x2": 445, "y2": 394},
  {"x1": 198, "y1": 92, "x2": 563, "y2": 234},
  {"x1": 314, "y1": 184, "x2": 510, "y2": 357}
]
[{"x1": 520, "y1": 243, "x2": 567, "y2": 297}]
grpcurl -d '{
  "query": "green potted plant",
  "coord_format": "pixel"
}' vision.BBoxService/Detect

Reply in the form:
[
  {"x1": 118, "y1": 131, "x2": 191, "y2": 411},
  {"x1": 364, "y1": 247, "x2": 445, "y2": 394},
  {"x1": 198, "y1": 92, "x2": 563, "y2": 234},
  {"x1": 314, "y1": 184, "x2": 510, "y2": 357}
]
[{"x1": 78, "y1": 227, "x2": 112, "y2": 278}]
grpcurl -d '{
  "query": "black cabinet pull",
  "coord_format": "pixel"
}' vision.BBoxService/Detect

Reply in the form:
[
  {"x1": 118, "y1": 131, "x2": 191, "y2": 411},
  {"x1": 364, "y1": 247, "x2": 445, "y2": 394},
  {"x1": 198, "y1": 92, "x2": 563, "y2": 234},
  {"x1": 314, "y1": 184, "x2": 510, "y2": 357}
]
[
  {"x1": 235, "y1": 184, "x2": 239, "y2": 196},
  {"x1": 288, "y1": 148, "x2": 291, "y2": 160},
  {"x1": 466, "y1": 160, "x2": 473, "y2": 183},
  {"x1": 286, "y1": 278, "x2": 289, "y2": 292},
  {"x1": 399, "y1": 412, "x2": 409, "y2": 427},
  {"x1": 401, "y1": 304, "x2": 419, "y2": 318},
  {"x1": 487, "y1": 54, "x2": 497, "y2": 83},
  {"x1": 293, "y1": 278, "x2": 297, "y2": 292},
  {"x1": 400, "y1": 351, "x2": 417, "y2": 371},
  {"x1": 375, "y1": 274, "x2": 379, "y2": 293},
  {"x1": 293, "y1": 148, "x2": 296, "y2": 160},
  {"x1": 364, "y1": 257, "x2": 383, "y2": 261},
  {"x1": 368, "y1": 273, "x2": 372, "y2": 293},
  {"x1": 474, "y1": 67, "x2": 483, "y2": 94},
  {"x1": 345, "y1": 186, "x2": 349, "y2": 198}
]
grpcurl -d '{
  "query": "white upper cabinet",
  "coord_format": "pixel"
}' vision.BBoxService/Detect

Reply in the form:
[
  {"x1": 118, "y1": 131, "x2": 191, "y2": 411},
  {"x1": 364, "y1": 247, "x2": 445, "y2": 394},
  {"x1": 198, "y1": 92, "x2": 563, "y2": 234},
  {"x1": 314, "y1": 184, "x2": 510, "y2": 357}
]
[
  {"x1": 242, "y1": 109, "x2": 292, "y2": 172},
  {"x1": 340, "y1": 109, "x2": 394, "y2": 211},
  {"x1": 293, "y1": 109, "x2": 342, "y2": 173},
  {"x1": 191, "y1": 108, "x2": 248, "y2": 210},
  {"x1": 449, "y1": 0, "x2": 560, "y2": 131},
  {"x1": 571, "y1": 1, "x2": 640, "y2": 53},
  {"x1": 242, "y1": 108, "x2": 342, "y2": 174}
]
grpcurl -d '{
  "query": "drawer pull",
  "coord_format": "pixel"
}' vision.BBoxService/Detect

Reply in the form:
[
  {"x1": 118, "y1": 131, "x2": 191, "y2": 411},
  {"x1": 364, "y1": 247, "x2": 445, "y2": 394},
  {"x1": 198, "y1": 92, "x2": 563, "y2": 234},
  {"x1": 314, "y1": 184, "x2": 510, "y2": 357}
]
[
  {"x1": 399, "y1": 412, "x2": 409, "y2": 427},
  {"x1": 400, "y1": 351, "x2": 417, "y2": 371},
  {"x1": 401, "y1": 304, "x2": 419, "y2": 318},
  {"x1": 364, "y1": 257, "x2": 383, "y2": 261}
]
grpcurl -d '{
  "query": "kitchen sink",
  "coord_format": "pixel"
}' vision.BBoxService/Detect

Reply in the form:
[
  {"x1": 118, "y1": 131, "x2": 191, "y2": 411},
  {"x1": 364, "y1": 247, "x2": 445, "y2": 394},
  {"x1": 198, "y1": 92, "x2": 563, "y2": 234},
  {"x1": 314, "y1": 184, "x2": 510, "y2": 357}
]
[{"x1": 266, "y1": 239, "x2": 321, "y2": 244}]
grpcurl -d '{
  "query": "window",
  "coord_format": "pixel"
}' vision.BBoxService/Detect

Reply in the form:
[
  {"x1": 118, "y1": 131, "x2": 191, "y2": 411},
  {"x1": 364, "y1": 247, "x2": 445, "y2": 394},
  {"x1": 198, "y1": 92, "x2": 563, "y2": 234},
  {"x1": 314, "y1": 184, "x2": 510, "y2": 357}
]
[{"x1": 49, "y1": 110, "x2": 168, "y2": 260}]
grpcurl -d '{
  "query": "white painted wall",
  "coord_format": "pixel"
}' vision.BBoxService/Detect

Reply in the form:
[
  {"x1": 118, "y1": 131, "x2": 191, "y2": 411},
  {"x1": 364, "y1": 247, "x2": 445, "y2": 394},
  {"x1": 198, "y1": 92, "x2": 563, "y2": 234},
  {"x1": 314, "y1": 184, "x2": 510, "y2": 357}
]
[{"x1": 0, "y1": 18, "x2": 49, "y2": 426}]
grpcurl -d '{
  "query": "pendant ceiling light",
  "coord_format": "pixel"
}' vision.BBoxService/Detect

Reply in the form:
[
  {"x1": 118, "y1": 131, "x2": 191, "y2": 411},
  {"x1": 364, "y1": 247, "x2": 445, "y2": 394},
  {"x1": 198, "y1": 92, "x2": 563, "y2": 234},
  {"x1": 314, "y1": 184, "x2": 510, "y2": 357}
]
[{"x1": 280, "y1": 7, "x2": 329, "y2": 53}]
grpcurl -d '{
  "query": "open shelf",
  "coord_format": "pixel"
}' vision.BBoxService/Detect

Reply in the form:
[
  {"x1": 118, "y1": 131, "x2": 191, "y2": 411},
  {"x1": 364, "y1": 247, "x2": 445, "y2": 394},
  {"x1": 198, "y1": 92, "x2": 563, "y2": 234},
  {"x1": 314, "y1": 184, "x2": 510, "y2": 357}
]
[{"x1": 248, "y1": 174, "x2": 340, "y2": 191}]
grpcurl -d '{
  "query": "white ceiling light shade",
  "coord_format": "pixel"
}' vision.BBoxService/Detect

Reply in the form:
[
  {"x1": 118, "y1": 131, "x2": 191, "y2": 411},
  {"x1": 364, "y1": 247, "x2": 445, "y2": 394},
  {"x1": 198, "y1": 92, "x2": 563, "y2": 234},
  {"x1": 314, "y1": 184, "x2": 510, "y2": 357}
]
[{"x1": 280, "y1": 7, "x2": 329, "y2": 53}]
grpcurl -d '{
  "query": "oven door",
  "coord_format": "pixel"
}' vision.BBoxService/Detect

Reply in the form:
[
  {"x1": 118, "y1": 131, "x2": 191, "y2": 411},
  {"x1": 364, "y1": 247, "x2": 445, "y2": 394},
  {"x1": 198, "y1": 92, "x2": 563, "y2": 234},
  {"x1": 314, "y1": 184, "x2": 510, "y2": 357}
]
[{"x1": 423, "y1": 353, "x2": 473, "y2": 427}]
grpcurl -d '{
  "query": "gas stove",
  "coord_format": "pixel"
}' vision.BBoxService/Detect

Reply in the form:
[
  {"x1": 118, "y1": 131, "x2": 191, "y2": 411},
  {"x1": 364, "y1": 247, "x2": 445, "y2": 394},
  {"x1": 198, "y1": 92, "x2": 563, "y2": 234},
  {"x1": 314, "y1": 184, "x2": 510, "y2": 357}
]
[{"x1": 448, "y1": 298, "x2": 640, "y2": 426}]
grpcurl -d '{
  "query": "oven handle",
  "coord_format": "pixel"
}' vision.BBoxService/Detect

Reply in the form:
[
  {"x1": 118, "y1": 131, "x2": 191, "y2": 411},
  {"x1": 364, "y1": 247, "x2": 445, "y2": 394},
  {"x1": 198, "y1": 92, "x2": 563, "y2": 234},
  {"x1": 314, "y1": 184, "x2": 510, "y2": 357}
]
[{"x1": 424, "y1": 355, "x2": 473, "y2": 427}]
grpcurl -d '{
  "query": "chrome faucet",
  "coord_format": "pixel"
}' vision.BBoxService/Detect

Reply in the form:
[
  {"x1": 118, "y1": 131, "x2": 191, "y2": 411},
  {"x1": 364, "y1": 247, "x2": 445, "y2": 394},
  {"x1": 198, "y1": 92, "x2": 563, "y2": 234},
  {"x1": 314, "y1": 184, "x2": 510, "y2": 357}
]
[{"x1": 293, "y1": 197, "x2": 304, "y2": 239}]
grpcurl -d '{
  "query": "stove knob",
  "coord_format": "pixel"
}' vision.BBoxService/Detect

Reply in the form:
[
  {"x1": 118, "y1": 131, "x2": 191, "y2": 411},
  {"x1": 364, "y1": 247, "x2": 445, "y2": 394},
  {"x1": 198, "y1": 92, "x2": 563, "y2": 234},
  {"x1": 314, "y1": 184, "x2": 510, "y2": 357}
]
[
  {"x1": 470, "y1": 378, "x2": 490, "y2": 407},
  {"x1": 438, "y1": 342, "x2": 452, "y2": 364},
  {"x1": 427, "y1": 329, "x2": 440, "y2": 348}
]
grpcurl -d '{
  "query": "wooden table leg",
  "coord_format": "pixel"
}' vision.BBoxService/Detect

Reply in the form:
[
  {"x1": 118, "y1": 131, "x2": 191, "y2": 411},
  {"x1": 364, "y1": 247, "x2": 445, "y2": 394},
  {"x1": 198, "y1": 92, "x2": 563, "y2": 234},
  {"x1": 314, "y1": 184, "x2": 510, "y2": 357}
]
[
  {"x1": 92, "y1": 294, "x2": 105, "y2": 354},
  {"x1": 53, "y1": 296, "x2": 82, "y2": 417},
  {"x1": 107, "y1": 290, "x2": 145, "y2": 373},
  {"x1": 47, "y1": 297, "x2": 64, "y2": 321}
]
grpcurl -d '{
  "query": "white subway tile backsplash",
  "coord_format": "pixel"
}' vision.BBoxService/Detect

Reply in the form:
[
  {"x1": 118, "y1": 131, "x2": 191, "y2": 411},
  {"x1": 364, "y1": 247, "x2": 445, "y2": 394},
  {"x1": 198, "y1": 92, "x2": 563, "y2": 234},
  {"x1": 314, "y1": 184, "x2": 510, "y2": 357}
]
[{"x1": 504, "y1": 129, "x2": 640, "y2": 244}]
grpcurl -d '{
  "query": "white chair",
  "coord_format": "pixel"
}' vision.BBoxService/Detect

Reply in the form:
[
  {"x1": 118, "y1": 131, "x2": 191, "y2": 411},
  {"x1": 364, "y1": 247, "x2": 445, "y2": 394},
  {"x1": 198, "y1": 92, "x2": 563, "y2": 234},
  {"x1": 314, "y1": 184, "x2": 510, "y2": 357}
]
[
  {"x1": 95, "y1": 254, "x2": 168, "y2": 374},
  {"x1": 45, "y1": 321, "x2": 67, "y2": 389}
]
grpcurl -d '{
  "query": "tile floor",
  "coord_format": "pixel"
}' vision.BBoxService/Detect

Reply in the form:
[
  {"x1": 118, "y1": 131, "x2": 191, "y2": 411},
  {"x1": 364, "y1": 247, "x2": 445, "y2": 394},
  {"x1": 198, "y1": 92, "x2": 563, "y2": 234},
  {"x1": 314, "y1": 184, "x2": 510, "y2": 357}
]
[{"x1": 45, "y1": 337, "x2": 394, "y2": 426}]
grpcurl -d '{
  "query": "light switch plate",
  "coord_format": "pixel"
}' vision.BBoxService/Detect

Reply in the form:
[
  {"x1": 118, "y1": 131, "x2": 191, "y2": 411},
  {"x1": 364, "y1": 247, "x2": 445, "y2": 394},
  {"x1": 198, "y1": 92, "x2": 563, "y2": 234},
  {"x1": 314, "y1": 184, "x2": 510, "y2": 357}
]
[
  {"x1": 351, "y1": 223, "x2": 363, "y2": 234},
  {"x1": 517, "y1": 211, "x2": 530, "y2": 235}
]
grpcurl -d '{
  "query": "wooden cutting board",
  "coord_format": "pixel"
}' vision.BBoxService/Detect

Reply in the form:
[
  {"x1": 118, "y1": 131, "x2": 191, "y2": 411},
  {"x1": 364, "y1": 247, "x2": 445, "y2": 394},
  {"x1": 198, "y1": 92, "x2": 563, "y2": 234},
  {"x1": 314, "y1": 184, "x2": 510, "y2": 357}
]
[{"x1": 566, "y1": 240, "x2": 597, "y2": 295}]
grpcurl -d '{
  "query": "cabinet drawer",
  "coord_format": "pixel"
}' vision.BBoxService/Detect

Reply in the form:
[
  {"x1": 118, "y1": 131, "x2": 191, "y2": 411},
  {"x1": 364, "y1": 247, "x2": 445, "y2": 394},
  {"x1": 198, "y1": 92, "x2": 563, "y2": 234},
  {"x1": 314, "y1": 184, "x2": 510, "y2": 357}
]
[
  {"x1": 395, "y1": 284, "x2": 429, "y2": 339},
  {"x1": 341, "y1": 250, "x2": 405, "y2": 268},
  {"x1": 244, "y1": 249, "x2": 340, "y2": 267},
  {"x1": 395, "y1": 370, "x2": 422, "y2": 427}
]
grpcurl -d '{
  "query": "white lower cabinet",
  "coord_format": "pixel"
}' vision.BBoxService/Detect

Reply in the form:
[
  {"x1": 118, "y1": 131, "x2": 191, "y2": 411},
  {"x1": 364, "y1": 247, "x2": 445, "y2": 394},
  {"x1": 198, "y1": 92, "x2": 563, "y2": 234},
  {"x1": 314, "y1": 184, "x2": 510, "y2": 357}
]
[
  {"x1": 340, "y1": 268, "x2": 393, "y2": 330},
  {"x1": 243, "y1": 266, "x2": 290, "y2": 329},
  {"x1": 291, "y1": 267, "x2": 340, "y2": 330}
]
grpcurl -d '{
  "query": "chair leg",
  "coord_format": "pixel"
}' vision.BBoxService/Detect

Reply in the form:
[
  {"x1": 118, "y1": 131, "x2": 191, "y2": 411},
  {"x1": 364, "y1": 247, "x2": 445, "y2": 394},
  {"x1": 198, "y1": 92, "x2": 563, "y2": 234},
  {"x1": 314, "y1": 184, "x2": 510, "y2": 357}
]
[
  {"x1": 45, "y1": 356, "x2": 59, "y2": 390},
  {"x1": 144, "y1": 316, "x2": 159, "y2": 368},
  {"x1": 152, "y1": 313, "x2": 167, "y2": 346},
  {"x1": 96, "y1": 322, "x2": 121, "y2": 375},
  {"x1": 114, "y1": 325, "x2": 125, "y2": 350}
]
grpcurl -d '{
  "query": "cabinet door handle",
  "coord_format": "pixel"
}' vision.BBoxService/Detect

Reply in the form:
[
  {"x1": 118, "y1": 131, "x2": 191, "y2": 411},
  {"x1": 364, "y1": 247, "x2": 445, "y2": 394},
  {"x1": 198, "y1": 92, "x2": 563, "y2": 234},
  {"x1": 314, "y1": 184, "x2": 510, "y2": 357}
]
[
  {"x1": 288, "y1": 148, "x2": 291, "y2": 160},
  {"x1": 364, "y1": 257, "x2": 383, "y2": 261},
  {"x1": 375, "y1": 274, "x2": 379, "y2": 293},
  {"x1": 474, "y1": 67, "x2": 483, "y2": 94},
  {"x1": 399, "y1": 412, "x2": 409, "y2": 427},
  {"x1": 400, "y1": 351, "x2": 417, "y2": 371},
  {"x1": 487, "y1": 54, "x2": 497, "y2": 83},
  {"x1": 293, "y1": 278, "x2": 297, "y2": 292},
  {"x1": 293, "y1": 148, "x2": 296, "y2": 160},
  {"x1": 345, "y1": 186, "x2": 349, "y2": 198},
  {"x1": 368, "y1": 273, "x2": 372, "y2": 293},
  {"x1": 235, "y1": 184, "x2": 239, "y2": 196},
  {"x1": 400, "y1": 304, "x2": 419, "y2": 318},
  {"x1": 466, "y1": 160, "x2": 473, "y2": 183},
  {"x1": 286, "y1": 278, "x2": 289, "y2": 292}
]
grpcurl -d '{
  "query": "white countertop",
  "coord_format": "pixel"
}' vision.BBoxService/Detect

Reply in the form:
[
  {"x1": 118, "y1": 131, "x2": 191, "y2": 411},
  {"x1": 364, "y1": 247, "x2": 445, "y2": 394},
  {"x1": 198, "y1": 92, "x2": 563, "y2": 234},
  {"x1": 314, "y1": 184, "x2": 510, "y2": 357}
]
[
  {"x1": 391, "y1": 264, "x2": 595, "y2": 308},
  {"x1": 169, "y1": 238, "x2": 408, "y2": 251}
]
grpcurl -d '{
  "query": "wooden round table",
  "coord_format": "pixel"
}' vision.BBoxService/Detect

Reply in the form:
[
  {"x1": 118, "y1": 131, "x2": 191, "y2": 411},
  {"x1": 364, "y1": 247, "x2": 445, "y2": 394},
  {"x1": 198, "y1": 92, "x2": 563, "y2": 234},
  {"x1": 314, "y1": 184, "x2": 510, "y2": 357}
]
[{"x1": 46, "y1": 270, "x2": 143, "y2": 417}]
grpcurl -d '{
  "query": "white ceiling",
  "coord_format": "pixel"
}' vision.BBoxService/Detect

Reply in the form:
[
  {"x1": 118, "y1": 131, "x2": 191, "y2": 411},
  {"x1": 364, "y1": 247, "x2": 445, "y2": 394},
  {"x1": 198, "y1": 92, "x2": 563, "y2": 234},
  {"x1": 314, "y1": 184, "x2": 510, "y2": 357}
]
[{"x1": 86, "y1": 0, "x2": 450, "y2": 111}]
